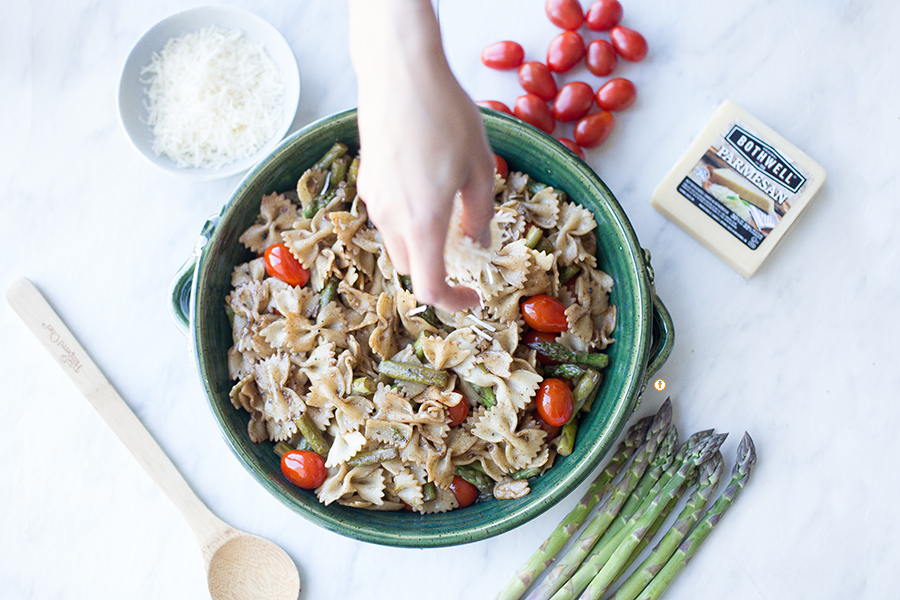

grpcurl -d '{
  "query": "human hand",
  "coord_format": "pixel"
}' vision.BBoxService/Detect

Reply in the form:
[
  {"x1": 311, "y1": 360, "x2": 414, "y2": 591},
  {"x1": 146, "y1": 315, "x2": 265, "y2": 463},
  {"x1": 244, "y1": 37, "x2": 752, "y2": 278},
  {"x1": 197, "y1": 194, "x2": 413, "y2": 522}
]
[{"x1": 349, "y1": 0, "x2": 495, "y2": 313}]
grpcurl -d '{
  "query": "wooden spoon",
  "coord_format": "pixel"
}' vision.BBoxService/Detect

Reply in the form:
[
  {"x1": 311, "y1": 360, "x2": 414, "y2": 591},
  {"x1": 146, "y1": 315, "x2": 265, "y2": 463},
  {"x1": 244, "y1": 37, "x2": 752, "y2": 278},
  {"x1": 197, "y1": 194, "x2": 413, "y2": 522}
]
[{"x1": 6, "y1": 278, "x2": 300, "y2": 600}]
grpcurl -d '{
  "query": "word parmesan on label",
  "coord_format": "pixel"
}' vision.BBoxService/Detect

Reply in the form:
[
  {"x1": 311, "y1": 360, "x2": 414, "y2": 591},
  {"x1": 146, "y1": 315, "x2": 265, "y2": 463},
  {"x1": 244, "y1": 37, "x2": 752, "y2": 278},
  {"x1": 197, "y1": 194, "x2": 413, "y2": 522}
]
[{"x1": 650, "y1": 100, "x2": 826, "y2": 277}]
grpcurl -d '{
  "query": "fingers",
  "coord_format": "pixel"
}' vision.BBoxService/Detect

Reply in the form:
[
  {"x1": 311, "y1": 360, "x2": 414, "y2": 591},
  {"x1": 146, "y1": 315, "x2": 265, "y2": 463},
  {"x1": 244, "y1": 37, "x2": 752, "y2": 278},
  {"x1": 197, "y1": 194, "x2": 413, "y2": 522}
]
[
  {"x1": 405, "y1": 223, "x2": 480, "y2": 313},
  {"x1": 457, "y1": 153, "x2": 496, "y2": 248}
]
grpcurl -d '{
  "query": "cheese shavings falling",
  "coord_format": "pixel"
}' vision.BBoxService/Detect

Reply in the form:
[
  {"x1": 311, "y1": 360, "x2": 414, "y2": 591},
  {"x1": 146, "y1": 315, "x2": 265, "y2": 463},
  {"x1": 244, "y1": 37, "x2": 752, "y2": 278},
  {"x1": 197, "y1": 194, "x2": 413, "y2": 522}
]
[{"x1": 141, "y1": 26, "x2": 285, "y2": 170}]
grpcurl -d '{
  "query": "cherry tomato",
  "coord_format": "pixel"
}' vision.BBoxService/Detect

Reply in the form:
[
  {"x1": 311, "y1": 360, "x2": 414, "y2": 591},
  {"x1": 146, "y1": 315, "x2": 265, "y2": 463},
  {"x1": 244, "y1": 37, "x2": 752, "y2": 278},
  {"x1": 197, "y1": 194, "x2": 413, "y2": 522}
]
[
  {"x1": 449, "y1": 475, "x2": 478, "y2": 508},
  {"x1": 546, "y1": 31, "x2": 585, "y2": 74},
  {"x1": 553, "y1": 81, "x2": 594, "y2": 122},
  {"x1": 536, "y1": 378, "x2": 575, "y2": 427},
  {"x1": 514, "y1": 94, "x2": 556, "y2": 134},
  {"x1": 264, "y1": 243, "x2": 310, "y2": 287},
  {"x1": 523, "y1": 329, "x2": 560, "y2": 365},
  {"x1": 585, "y1": 0, "x2": 623, "y2": 31},
  {"x1": 586, "y1": 39, "x2": 617, "y2": 77},
  {"x1": 481, "y1": 41, "x2": 525, "y2": 70},
  {"x1": 447, "y1": 396, "x2": 470, "y2": 427},
  {"x1": 557, "y1": 138, "x2": 585, "y2": 160},
  {"x1": 574, "y1": 111, "x2": 615, "y2": 148},
  {"x1": 530, "y1": 410, "x2": 562, "y2": 440},
  {"x1": 280, "y1": 450, "x2": 327, "y2": 489},
  {"x1": 518, "y1": 61, "x2": 558, "y2": 101},
  {"x1": 545, "y1": 0, "x2": 584, "y2": 31},
  {"x1": 476, "y1": 100, "x2": 513, "y2": 115},
  {"x1": 610, "y1": 26, "x2": 648, "y2": 62},
  {"x1": 493, "y1": 153, "x2": 509, "y2": 179},
  {"x1": 521, "y1": 294, "x2": 568, "y2": 332},
  {"x1": 596, "y1": 78, "x2": 636, "y2": 111}
]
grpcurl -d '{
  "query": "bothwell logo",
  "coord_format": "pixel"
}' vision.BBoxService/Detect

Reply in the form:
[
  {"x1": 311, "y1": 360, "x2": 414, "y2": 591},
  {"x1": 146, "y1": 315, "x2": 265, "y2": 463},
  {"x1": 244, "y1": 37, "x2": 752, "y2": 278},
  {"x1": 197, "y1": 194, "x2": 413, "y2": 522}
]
[{"x1": 725, "y1": 126, "x2": 806, "y2": 192}]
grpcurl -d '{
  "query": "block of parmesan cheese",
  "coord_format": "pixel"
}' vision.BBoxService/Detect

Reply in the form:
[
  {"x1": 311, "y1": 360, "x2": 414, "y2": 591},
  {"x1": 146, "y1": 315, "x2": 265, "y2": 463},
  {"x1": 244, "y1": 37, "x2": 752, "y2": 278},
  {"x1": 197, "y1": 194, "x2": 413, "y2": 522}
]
[{"x1": 650, "y1": 100, "x2": 826, "y2": 277}]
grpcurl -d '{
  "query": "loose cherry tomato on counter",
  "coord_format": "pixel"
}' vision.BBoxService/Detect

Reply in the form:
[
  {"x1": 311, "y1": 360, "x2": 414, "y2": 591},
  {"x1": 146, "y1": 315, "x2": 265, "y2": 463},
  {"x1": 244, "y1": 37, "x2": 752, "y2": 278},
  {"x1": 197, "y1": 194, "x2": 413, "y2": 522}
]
[
  {"x1": 585, "y1": 0, "x2": 623, "y2": 31},
  {"x1": 536, "y1": 378, "x2": 575, "y2": 427},
  {"x1": 450, "y1": 475, "x2": 479, "y2": 508},
  {"x1": 493, "y1": 154, "x2": 509, "y2": 179},
  {"x1": 557, "y1": 138, "x2": 585, "y2": 160},
  {"x1": 546, "y1": 31, "x2": 586, "y2": 73},
  {"x1": 553, "y1": 81, "x2": 595, "y2": 122},
  {"x1": 523, "y1": 329, "x2": 560, "y2": 365},
  {"x1": 481, "y1": 41, "x2": 525, "y2": 70},
  {"x1": 476, "y1": 100, "x2": 513, "y2": 115},
  {"x1": 518, "y1": 61, "x2": 558, "y2": 101},
  {"x1": 574, "y1": 111, "x2": 615, "y2": 148},
  {"x1": 514, "y1": 94, "x2": 556, "y2": 134},
  {"x1": 281, "y1": 450, "x2": 327, "y2": 489},
  {"x1": 447, "y1": 396, "x2": 470, "y2": 427},
  {"x1": 521, "y1": 294, "x2": 569, "y2": 332},
  {"x1": 264, "y1": 243, "x2": 310, "y2": 287},
  {"x1": 586, "y1": 39, "x2": 618, "y2": 77},
  {"x1": 545, "y1": 0, "x2": 584, "y2": 31},
  {"x1": 530, "y1": 410, "x2": 562, "y2": 440},
  {"x1": 610, "y1": 26, "x2": 648, "y2": 62},
  {"x1": 596, "y1": 77, "x2": 637, "y2": 111}
]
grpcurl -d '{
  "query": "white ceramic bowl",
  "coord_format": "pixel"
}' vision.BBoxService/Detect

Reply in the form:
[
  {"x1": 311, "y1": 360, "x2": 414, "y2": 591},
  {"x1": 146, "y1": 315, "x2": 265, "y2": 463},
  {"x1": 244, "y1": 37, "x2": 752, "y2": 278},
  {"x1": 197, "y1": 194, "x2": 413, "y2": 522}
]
[{"x1": 118, "y1": 6, "x2": 301, "y2": 181}]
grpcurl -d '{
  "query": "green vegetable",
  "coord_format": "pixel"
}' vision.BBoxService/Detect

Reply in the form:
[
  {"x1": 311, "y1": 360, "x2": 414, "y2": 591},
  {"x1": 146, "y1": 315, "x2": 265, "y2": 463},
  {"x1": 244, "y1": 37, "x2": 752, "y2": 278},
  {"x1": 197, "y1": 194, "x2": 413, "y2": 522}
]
[
  {"x1": 457, "y1": 464, "x2": 494, "y2": 496},
  {"x1": 318, "y1": 276, "x2": 339, "y2": 313},
  {"x1": 527, "y1": 341, "x2": 609, "y2": 369},
  {"x1": 525, "y1": 226, "x2": 545, "y2": 250},
  {"x1": 313, "y1": 142, "x2": 349, "y2": 172},
  {"x1": 495, "y1": 414, "x2": 655, "y2": 600},
  {"x1": 294, "y1": 413, "x2": 330, "y2": 457},
  {"x1": 542, "y1": 364, "x2": 587, "y2": 380},
  {"x1": 523, "y1": 400, "x2": 673, "y2": 600},
  {"x1": 633, "y1": 433, "x2": 756, "y2": 600},
  {"x1": 347, "y1": 446, "x2": 399, "y2": 466},
  {"x1": 557, "y1": 369, "x2": 604, "y2": 457},
  {"x1": 378, "y1": 360, "x2": 449, "y2": 387},
  {"x1": 351, "y1": 376, "x2": 377, "y2": 396}
]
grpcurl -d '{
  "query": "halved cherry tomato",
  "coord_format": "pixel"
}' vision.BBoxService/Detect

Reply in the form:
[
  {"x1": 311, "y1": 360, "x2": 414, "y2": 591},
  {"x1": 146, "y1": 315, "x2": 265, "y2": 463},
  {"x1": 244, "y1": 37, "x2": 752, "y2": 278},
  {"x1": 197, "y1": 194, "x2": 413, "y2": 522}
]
[
  {"x1": 521, "y1": 294, "x2": 568, "y2": 332},
  {"x1": 530, "y1": 410, "x2": 562, "y2": 440},
  {"x1": 476, "y1": 100, "x2": 513, "y2": 115},
  {"x1": 449, "y1": 475, "x2": 478, "y2": 508},
  {"x1": 586, "y1": 39, "x2": 617, "y2": 77},
  {"x1": 585, "y1": 0, "x2": 623, "y2": 31},
  {"x1": 493, "y1": 154, "x2": 509, "y2": 179},
  {"x1": 536, "y1": 378, "x2": 575, "y2": 427},
  {"x1": 518, "y1": 61, "x2": 558, "y2": 101},
  {"x1": 546, "y1": 31, "x2": 585, "y2": 73},
  {"x1": 557, "y1": 138, "x2": 585, "y2": 160},
  {"x1": 481, "y1": 41, "x2": 525, "y2": 70},
  {"x1": 574, "y1": 111, "x2": 615, "y2": 148},
  {"x1": 523, "y1": 329, "x2": 560, "y2": 365},
  {"x1": 264, "y1": 243, "x2": 310, "y2": 287},
  {"x1": 514, "y1": 94, "x2": 556, "y2": 134},
  {"x1": 447, "y1": 396, "x2": 470, "y2": 427},
  {"x1": 596, "y1": 78, "x2": 636, "y2": 111},
  {"x1": 553, "y1": 81, "x2": 594, "y2": 122},
  {"x1": 610, "y1": 26, "x2": 648, "y2": 62},
  {"x1": 281, "y1": 450, "x2": 327, "y2": 489},
  {"x1": 545, "y1": 0, "x2": 584, "y2": 31}
]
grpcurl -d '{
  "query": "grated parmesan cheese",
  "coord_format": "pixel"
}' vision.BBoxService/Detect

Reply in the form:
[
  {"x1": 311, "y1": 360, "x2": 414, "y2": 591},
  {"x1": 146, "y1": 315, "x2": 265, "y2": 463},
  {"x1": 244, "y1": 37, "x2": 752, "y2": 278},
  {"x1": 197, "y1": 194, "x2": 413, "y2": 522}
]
[{"x1": 141, "y1": 26, "x2": 285, "y2": 170}]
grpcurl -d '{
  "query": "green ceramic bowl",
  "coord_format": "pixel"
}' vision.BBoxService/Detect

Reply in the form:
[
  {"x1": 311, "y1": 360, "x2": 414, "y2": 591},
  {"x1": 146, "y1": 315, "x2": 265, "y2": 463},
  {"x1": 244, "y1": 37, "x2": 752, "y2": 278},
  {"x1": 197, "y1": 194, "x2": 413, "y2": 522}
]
[{"x1": 170, "y1": 108, "x2": 673, "y2": 547}]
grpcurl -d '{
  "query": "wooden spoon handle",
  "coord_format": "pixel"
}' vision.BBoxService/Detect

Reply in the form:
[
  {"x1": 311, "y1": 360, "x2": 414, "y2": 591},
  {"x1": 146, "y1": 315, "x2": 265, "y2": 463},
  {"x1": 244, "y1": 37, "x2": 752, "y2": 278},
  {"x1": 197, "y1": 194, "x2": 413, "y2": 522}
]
[{"x1": 6, "y1": 278, "x2": 226, "y2": 548}]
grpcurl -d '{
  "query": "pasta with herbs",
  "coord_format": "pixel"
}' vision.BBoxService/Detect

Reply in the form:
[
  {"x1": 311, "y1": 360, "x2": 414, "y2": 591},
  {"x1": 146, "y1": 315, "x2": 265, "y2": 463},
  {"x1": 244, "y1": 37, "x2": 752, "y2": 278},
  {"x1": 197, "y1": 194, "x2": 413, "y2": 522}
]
[{"x1": 225, "y1": 143, "x2": 616, "y2": 512}]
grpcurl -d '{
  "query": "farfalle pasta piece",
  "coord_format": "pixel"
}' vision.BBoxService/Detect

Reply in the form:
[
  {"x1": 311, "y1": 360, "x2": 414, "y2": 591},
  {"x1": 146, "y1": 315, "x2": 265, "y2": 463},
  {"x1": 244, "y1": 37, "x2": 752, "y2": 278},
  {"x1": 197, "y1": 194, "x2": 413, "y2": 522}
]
[
  {"x1": 282, "y1": 209, "x2": 335, "y2": 269},
  {"x1": 317, "y1": 462, "x2": 385, "y2": 506},
  {"x1": 368, "y1": 292, "x2": 399, "y2": 360},
  {"x1": 421, "y1": 328, "x2": 477, "y2": 371},
  {"x1": 239, "y1": 192, "x2": 301, "y2": 254},
  {"x1": 396, "y1": 288, "x2": 440, "y2": 341},
  {"x1": 550, "y1": 201, "x2": 598, "y2": 267},
  {"x1": 231, "y1": 258, "x2": 267, "y2": 287},
  {"x1": 521, "y1": 186, "x2": 560, "y2": 229}
]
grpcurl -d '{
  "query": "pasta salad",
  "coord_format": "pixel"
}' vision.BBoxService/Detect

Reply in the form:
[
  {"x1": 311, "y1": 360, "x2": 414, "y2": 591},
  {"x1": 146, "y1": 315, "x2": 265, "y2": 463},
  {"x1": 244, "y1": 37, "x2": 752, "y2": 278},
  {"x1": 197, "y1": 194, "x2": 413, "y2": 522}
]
[{"x1": 225, "y1": 143, "x2": 616, "y2": 513}]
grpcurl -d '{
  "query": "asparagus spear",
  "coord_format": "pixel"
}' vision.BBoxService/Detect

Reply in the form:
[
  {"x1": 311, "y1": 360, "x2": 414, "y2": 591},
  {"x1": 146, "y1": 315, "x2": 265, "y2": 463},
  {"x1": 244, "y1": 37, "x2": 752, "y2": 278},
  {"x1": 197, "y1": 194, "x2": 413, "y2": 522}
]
[
  {"x1": 542, "y1": 364, "x2": 587, "y2": 380},
  {"x1": 494, "y1": 415, "x2": 654, "y2": 600},
  {"x1": 294, "y1": 413, "x2": 330, "y2": 457},
  {"x1": 457, "y1": 464, "x2": 494, "y2": 496},
  {"x1": 351, "y1": 376, "x2": 377, "y2": 396},
  {"x1": 557, "y1": 369, "x2": 604, "y2": 457},
  {"x1": 633, "y1": 433, "x2": 756, "y2": 600},
  {"x1": 609, "y1": 453, "x2": 724, "y2": 600},
  {"x1": 527, "y1": 341, "x2": 609, "y2": 369},
  {"x1": 347, "y1": 446, "x2": 399, "y2": 466},
  {"x1": 572, "y1": 435, "x2": 728, "y2": 600},
  {"x1": 524, "y1": 400, "x2": 673, "y2": 600},
  {"x1": 378, "y1": 360, "x2": 449, "y2": 387}
]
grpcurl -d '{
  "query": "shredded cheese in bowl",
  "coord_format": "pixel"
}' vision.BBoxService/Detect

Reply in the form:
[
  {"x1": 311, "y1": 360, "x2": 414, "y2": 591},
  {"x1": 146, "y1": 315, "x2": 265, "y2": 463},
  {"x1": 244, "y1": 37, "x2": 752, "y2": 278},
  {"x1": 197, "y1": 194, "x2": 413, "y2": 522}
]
[{"x1": 141, "y1": 26, "x2": 285, "y2": 170}]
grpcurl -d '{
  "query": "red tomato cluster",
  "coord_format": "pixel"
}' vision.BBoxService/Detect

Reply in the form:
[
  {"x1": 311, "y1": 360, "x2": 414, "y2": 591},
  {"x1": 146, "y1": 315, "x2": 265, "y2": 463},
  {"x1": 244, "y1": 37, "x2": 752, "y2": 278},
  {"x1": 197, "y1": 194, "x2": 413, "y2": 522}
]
[{"x1": 479, "y1": 0, "x2": 647, "y2": 156}]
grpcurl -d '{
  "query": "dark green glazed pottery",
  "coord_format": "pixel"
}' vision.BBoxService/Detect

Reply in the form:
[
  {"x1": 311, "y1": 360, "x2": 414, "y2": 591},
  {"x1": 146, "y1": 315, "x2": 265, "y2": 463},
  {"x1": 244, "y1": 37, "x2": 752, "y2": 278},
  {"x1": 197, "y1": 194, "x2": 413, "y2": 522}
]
[{"x1": 170, "y1": 108, "x2": 673, "y2": 547}]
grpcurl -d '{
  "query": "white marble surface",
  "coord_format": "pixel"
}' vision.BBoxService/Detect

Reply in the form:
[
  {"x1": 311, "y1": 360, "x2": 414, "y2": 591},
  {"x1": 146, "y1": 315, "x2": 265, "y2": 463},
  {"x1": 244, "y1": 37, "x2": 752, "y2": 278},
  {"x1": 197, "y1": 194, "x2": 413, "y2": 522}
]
[{"x1": 2, "y1": 1, "x2": 898, "y2": 598}]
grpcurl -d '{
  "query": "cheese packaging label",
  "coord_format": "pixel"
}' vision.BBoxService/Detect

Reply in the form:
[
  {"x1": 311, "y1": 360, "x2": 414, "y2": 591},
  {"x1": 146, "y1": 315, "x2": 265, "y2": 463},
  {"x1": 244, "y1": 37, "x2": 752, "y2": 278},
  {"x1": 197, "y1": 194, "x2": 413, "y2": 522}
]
[{"x1": 651, "y1": 100, "x2": 826, "y2": 277}]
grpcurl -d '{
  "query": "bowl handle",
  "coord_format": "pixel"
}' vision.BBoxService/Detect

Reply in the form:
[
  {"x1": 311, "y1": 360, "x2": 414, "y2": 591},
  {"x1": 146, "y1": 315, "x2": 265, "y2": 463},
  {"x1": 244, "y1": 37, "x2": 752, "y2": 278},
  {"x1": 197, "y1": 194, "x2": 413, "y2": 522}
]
[
  {"x1": 641, "y1": 249, "x2": 675, "y2": 388},
  {"x1": 168, "y1": 216, "x2": 220, "y2": 337}
]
